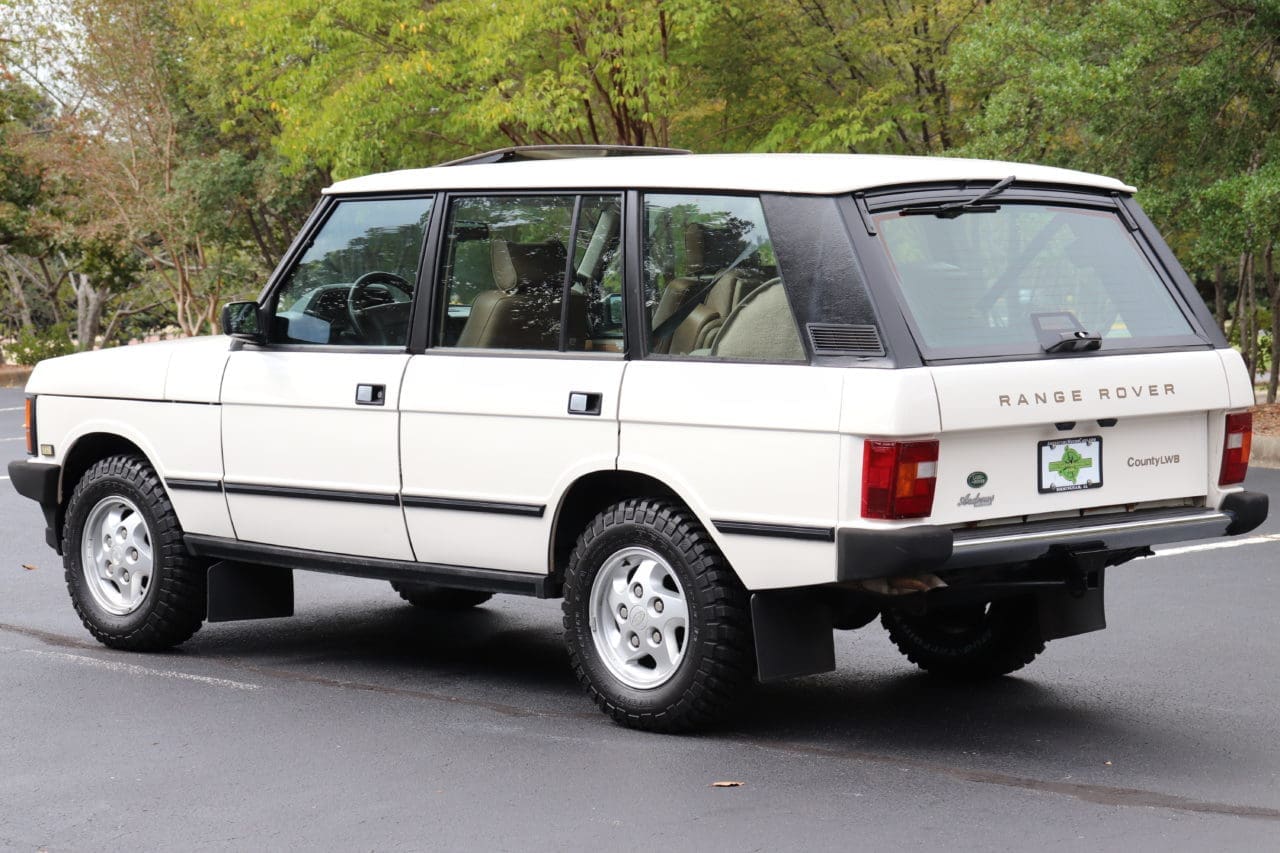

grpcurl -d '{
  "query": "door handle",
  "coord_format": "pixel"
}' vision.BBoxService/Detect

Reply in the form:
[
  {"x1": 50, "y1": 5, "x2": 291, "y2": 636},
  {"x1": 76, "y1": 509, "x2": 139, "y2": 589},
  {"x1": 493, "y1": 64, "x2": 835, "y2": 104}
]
[
  {"x1": 355, "y1": 384, "x2": 386, "y2": 406},
  {"x1": 567, "y1": 391, "x2": 602, "y2": 416}
]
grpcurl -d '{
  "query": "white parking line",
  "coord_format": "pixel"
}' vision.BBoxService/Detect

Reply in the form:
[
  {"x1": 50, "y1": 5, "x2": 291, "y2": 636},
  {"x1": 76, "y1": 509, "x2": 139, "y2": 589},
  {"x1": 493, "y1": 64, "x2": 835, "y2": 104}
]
[
  {"x1": 23, "y1": 649, "x2": 262, "y2": 691},
  {"x1": 0, "y1": 437, "x2": 25, "y2": 441},
  {"x1": 1148, "y1": 533, "x2": 1280, "y2": 558},
  {"x1": 0, "y1": 407, "x2": 23, "y2": 411},
  {"x1": 0, "y1": 476, "x2": 8, "y2": 481}
]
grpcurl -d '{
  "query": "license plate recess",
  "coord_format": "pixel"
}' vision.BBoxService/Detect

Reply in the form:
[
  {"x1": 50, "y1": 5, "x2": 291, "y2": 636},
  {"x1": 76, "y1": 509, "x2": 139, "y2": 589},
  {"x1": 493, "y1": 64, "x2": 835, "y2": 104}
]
[{"x1": 1038, "y1": 436, "x2": 1103, "y2": 493}]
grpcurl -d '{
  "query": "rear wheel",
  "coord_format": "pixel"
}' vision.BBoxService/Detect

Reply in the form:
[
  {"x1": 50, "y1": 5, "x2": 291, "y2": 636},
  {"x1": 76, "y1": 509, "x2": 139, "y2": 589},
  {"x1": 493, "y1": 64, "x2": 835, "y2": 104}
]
[
  {"x1": 881, "y1": 597, "x2": 1044, "y2": 680},
  {"x1": 63, "y1": 454, "x2": 205, "y2": 651},
  {"x1": 562, "y1": 499, "x2": 754, "y2": 732},
  {"x1": 390, "y1": 582, "x2": 492, "y2": 610}
]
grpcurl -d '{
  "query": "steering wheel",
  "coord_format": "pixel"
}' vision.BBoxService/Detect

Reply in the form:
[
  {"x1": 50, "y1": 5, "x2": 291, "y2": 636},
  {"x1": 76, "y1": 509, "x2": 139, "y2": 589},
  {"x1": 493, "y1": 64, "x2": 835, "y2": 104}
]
[{"x1": 347, "y1": 271, "x2": 413, "y2": 344}]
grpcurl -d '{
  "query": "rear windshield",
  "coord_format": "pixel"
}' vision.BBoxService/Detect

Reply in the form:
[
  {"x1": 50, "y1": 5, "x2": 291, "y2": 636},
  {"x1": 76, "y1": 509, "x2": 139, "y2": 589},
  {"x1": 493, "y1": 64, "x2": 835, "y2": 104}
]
[{"x1": 873, "y1": 203, "x2": 1203, "y2": 358}]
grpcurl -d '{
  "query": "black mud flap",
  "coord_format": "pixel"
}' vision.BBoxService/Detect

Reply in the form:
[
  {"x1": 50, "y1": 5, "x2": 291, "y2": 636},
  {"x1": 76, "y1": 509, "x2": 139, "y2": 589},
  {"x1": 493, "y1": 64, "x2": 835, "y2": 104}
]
[
  {"x1": 1036, "y1": 553, "x2": 1109, "y2": 641},
  {"x1": 207, "y1": 560, "x2": 294, "y2": 623},
  {"x1": 750, "y1": 589, "x2": 836, "y2": 682}
]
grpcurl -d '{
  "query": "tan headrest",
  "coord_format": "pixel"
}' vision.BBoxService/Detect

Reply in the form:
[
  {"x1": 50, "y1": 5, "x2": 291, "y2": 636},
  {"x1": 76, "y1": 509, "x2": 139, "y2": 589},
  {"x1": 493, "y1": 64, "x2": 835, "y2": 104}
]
[
  {"x1": 684, "y1": 222, "x2": 746, "y2": 275},
  {"x1": 490, "y1": 239, "x2": 567, "y2": 292}
]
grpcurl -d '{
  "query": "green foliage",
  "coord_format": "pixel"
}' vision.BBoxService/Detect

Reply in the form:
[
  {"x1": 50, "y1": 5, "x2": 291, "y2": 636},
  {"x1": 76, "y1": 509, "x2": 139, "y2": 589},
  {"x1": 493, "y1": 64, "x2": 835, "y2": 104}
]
[{"x1": 7, "y1": 322, "x2": 74, "y2": 365}]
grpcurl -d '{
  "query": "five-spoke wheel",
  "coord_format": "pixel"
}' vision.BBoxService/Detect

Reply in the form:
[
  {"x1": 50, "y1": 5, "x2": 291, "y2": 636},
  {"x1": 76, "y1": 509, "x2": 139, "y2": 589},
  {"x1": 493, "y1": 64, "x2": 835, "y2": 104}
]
[
  {"x1": 562, "y1": 499, "x2": 754, "y2": 732},
  {"x1": 63, "y1": 455, "x2": 205, "y2": 651}
]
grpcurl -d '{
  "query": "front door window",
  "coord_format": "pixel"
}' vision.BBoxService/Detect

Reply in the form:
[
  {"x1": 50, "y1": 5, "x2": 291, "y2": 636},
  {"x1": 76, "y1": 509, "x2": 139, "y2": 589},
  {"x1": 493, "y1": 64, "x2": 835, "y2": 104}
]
[{"x1": 271, "y1": 197, "x2": 434, "y2": 347}]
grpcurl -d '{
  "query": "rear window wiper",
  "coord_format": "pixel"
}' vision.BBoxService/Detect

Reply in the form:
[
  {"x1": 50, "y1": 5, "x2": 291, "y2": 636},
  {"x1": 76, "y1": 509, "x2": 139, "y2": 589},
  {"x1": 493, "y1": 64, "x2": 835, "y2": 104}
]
[
  {"x1": 1043, "y1": 330, "x2": 1102, "y2": 353},
  {"x1": 897, "y1": 175, "x2": 1016, "y2": 219}
]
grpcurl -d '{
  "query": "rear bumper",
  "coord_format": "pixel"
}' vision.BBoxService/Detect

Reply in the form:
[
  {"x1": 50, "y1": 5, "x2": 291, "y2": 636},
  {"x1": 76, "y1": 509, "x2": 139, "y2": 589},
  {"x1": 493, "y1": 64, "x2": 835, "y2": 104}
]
[
  {"x1": 7, "y1": 459, "x2": 61, "y2": 551},
  {"x1": 837, "y1": 490, "x2": 1269, "y2": 580}
]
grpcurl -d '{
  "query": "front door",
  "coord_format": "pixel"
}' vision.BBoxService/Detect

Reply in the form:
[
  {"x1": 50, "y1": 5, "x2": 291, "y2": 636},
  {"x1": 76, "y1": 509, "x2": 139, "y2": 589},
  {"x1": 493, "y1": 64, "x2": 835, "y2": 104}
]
[{"x1": 221, "y1": 195, "x2": 435, "y2": 560}]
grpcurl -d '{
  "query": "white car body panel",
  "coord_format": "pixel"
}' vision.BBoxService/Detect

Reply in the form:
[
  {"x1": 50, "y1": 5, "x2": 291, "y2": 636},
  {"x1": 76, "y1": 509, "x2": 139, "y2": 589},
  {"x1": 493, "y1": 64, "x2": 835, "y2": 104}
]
[
  {"x1": 399, "y1": 354, "x2": 625, "y2": 573},
  {"x1": 26, "y1": 336, "x2": 230, "y2": 402},
  {"x1": 221, "y1": 349, "x2": 414, "y2": 560},
  {"x1": 35, "y1": 395, "x2": 234, "y2": 539},
  {"x1": 618, "y1": 361, "x2": 843, "y2": 589}
]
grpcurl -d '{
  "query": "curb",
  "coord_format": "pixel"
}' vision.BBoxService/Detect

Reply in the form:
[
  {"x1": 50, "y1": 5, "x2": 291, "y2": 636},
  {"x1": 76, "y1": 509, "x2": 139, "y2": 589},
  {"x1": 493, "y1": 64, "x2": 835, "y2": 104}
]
[
  {"x1": 1252, "y1": 434, "x2": 1280, "y2": 470},
  {"x1": 0, "y1": 367, "x2": 33, "y2": 389}
]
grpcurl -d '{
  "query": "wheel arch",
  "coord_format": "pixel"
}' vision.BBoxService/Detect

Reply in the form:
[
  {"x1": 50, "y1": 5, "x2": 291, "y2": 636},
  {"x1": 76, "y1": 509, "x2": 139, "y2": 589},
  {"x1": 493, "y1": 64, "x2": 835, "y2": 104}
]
[
  {"x1": 549, "y1": 470, "x2": 709, "y2": 584},
  {"x1": 55, "y1": 432, "x2": 154, "y2": 552}
]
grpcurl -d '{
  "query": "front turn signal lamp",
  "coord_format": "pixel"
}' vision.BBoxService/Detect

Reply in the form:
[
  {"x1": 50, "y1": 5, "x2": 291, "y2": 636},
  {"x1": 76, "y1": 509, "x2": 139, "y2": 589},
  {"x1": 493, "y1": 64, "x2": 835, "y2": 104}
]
[
  {"x1": 1218, "y1": 411, "x2": 1252, "y2": 486},
  {"x1": 23, "y1": 396, "x2": 36, "y2": 456},
  {"x1": 861, "y1": 439, "x2": 939, "y2": 519}
]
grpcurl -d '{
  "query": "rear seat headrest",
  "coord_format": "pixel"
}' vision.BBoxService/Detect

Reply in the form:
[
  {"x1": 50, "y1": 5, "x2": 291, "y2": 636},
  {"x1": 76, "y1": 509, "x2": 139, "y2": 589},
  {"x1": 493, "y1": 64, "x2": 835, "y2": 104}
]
[
  {"x1": 684, "y1": 222, "x2": 748, "y2": 275},
  {"x1": 491, "y1": 239, "x2": 568, "y2": 292}
]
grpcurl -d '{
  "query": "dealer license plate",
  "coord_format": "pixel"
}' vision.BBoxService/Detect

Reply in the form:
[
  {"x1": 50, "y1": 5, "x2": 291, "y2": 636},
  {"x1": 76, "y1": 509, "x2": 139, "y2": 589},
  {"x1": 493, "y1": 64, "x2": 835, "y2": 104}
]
[{"x1": 1038, "y1": 436, "x2": 1103, "y2": 494}]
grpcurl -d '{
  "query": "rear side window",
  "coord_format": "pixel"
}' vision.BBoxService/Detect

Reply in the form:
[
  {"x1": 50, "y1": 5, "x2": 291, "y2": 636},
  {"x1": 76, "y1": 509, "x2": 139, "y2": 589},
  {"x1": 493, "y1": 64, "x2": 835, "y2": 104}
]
[
  {"x1": 435, "y1": 194, "x2": 623, "y2": 353},
  {"x1": 643, "y1": 194, "x2": 805, "y2": 362},
  {"x1": 874, "y1": 204, "x2": 1202, "y2": 358}
]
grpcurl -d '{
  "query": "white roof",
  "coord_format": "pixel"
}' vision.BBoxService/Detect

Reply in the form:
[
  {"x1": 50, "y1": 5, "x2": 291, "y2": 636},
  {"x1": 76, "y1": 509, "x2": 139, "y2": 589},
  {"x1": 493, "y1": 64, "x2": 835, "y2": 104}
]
[{"x1": 325, "y1": 153, "x2": 1135, "y2": 197}]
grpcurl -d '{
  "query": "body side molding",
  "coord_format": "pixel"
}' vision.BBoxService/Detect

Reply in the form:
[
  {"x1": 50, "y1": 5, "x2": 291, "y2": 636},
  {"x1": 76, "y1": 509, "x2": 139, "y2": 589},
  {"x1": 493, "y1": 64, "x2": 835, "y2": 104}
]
[{"x1": 712, "y1": 519, "x2": 836, "y2": 542}]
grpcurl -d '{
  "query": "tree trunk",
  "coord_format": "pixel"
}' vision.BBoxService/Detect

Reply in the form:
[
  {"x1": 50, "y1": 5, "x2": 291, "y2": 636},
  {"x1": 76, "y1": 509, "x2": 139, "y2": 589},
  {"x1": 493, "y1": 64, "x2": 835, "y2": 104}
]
[
  {"x1": 1267, "y1": 241, "x2": 1279, "y2": 404},
  {"x1": 1214, "y1": 263, "x2": 1226, "y2": 333},
  {"x1": 1, "y1": 257, "x2": 35, "y2": 330},
  {"x1": 73, "y1": 273, "x2": 106, "y2": 351},
  {"x1": 1235, "y1": 251, "x2": 1254, "y2": 378}
]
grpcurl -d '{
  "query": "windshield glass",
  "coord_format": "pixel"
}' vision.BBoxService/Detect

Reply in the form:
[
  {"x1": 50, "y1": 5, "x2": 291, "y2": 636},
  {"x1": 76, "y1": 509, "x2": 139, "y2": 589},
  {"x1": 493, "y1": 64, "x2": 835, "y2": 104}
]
[{"x1": 874, "y1": 204, "x2": 1201, "y2": 358}]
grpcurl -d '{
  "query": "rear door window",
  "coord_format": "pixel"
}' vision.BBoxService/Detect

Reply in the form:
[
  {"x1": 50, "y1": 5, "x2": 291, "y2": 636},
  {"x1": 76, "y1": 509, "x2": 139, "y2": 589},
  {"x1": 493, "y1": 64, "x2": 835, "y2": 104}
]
[{"x1": 873, "y1": 203, "x2": 1204, "y2": 359}]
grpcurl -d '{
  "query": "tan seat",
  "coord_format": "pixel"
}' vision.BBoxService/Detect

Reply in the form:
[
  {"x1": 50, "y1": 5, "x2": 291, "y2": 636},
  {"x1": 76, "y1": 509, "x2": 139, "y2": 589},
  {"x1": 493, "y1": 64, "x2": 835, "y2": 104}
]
[
  {"x1": 456, "y1": 239, "x2": 588, "y2": 350},
  {"x1": 651, "y1": 223, "x2": 761, "y2": 355},
  {"x1": 711, "y1": 279, "x2": 805, "y2": 362}
]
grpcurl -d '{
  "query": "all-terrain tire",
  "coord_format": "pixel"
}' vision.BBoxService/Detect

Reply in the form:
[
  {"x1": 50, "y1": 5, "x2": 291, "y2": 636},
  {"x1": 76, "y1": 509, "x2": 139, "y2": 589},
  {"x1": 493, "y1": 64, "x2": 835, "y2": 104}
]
[
  {"x1": 881, "y1": 597, "x2": 1045, "y2": 680},
  {"x1": 562, "y1": 499, "x2": 754, "y2": 732},
  {"x1": 62, "y1": 454, "x2": 205, "y2": 651},
  {"x1": 390, "y1": 582, "x2": 492, "y2": 610}
]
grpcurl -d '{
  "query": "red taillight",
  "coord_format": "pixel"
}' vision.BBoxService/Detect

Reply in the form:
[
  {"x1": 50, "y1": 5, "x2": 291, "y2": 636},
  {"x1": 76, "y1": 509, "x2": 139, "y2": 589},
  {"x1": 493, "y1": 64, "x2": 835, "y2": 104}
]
[
  {"x1": 23, "y1": 396, "x2": 35, "y2": 456},
  {"x1": 861, "y1": 439, "x2": 939, "y2": 519},
  {"x1": 1219, "y1": 411, "x2": 1252, "y2": 486}
]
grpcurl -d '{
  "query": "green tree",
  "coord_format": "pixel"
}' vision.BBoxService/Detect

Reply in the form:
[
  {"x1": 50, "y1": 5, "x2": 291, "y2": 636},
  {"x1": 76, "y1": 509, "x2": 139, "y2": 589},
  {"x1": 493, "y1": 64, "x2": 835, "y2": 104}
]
[{"x1": 953, "y1": 0, "x2": 1280, "y2": 396}]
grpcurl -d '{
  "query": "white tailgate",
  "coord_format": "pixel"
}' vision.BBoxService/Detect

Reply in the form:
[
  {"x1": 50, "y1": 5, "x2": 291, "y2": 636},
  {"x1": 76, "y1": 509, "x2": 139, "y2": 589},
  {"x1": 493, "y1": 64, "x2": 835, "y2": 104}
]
[{"x1": 929, "y1": 350, "x2": 1235, "y2": 525}]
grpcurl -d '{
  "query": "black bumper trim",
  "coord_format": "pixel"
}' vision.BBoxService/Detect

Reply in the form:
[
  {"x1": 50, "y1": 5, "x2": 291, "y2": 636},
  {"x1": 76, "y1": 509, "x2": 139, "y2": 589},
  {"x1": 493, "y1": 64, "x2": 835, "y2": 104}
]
[
  {"x1": 1222, "y1": 490, "x2": 1268, "y2": 536},
  {"x1": 837, "y1": 493, "x2": 1269, "y2": 580},
  {"x1": 7, "y1": 459, "x2": 61, "y2": 552},
  {"x1": 837, "y1": 525, "x2": 953, "y2": 580}
]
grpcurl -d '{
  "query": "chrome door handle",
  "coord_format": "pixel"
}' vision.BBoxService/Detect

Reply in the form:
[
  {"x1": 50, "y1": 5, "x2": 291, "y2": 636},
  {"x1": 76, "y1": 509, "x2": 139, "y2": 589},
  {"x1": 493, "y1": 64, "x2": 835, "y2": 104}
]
[
  {"x1": 567, "y1": 392, "x2": 602, "y2": 416},
  {"x1": 355, "y1": 384, "x2": 386, "y2": 406}
]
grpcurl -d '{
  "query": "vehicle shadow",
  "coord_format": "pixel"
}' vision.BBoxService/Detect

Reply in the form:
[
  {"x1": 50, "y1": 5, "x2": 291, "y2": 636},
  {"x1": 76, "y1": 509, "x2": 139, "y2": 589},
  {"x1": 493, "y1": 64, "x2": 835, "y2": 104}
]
[{"x1": 179, "y1": 596, "x2": 1242, "y2": 783}]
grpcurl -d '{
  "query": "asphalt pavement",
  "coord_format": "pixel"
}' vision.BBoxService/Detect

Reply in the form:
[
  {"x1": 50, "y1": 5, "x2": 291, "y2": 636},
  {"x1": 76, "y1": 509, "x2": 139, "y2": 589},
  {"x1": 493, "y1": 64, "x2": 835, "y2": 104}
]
[{"x1": 1, "y1": 384, "x2": 1278, "y2": 851}]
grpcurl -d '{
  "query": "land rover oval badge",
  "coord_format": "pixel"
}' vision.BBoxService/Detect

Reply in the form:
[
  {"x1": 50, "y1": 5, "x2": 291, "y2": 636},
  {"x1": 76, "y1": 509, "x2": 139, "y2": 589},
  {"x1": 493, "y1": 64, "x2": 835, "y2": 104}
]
[{"x1": 967, "y1": 471, "x2": 988, "y2": 488}]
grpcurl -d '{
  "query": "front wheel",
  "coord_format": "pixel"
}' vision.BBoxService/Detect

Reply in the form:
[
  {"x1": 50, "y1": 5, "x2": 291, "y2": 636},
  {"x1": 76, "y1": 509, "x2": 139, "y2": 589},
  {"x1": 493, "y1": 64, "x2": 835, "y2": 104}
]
[
  {"x1": 562, "y1": 499, "x2": 754, "y2": 732},
  {"x1": 881, "y1": 597, "x2": 1045, "y2": 680},
  {"x1": 62, "y1": 455, "x2": 205, "y2": 651}
]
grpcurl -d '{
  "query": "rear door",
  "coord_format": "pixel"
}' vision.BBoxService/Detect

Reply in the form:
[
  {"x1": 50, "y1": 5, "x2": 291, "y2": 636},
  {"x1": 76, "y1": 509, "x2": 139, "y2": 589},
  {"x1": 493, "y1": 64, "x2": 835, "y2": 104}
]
[{"x1": 399, "y1": 193, "x2": 627, "y2": 573}]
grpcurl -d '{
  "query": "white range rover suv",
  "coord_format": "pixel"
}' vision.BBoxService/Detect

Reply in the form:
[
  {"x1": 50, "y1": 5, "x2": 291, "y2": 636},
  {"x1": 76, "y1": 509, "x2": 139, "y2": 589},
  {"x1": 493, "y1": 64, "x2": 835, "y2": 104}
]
[{"x1": 9, "y1": 147, "x2": 1268, "y2": 731}]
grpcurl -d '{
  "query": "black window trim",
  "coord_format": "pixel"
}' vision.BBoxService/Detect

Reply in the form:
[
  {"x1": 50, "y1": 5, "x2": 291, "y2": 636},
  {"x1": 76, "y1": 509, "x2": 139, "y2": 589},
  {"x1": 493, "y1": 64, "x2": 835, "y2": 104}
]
[{"x1": 847, "y1": 184, "x2": 1221, "y2": 366}]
